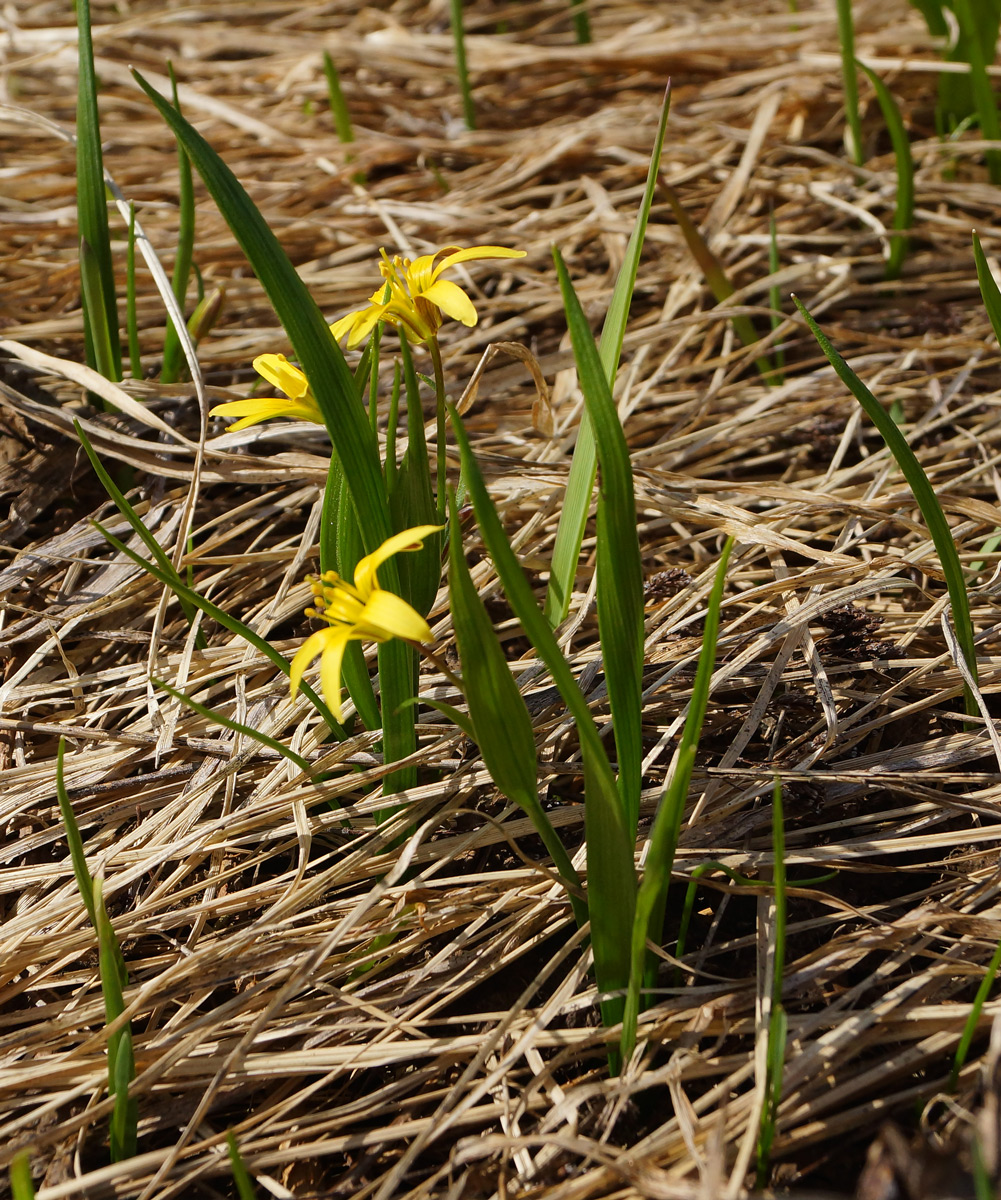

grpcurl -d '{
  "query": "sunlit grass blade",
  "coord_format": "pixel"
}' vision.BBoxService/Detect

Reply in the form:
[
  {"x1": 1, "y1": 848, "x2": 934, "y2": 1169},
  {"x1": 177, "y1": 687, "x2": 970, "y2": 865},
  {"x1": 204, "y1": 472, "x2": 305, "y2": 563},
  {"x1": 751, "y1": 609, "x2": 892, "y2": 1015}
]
[
  {"x1": 57, "y1": 739, "x2": 137, "y2": 1161},
  {"x1": 9, "y1": 1154, "x2": 34, "y2": 1200},
  {"x1": 794, "y1": 298, "x2": 978, "y2": 716},
  {"x1": 447, "y1": 493, "x2": 585, "y2": 921},
  {"x1": 125, "y1": 203, "x2": 142, "y2": 378},
  {"x1": 973, "y1": 231, "x2": 1001, "y2": 345},
  {"x1": 450, "y1": 406, "x2": 636, "y2": 1052},
  {"x1": 859, "y1": 62, "x2": 914, "y2": 280},
  {"x1": 227, "y1": 1132, "x2": 257, "y2": 1200},
  {"x1": 622, "y1": 536, "x2": 734, "y2": 1064},
  {"x1": 74, "y1": 419, "x2": 203, "y2": 646},
  {"x1": 152, "y1": 678, "x2": 314, "y2": 778},
  {"x1": 836, "y1": 0, "x2": 864, "y2": 166},
  {"x1": 554, "y1": 247, "x2": 643, "y2": 837},
  {"x1": 545, "y1": 86, "x2": 671, "y2": 628},
  {"x1": 322, "y1": 51, "x2": 355, "y2": 144},
  {"x1": 76, "y1": 0, "x2": 121, "y2": 382},
  {"x1": 449, "y1": 0, "x2": 476, "y2": 130},
  {"x1": 949, "y1": 936, "x2": 1001, "y2": 1090},
  {"x1": 756, "y1": 776, "x2": 788, "y2": 1186},
  {"x1": 160, "y1": 63, "x2": 195, "y2": 385},
  {"x1": 92, "y1": 518, "x2": 341, "y2": 734},
  {"x1": 130, "y1": 70, "x2": 394, "y2": 562},
  {"x1": 660, "y1": 182, "x2": 778, "y2": 384},
  {"x1": 55, "y1": 738, "x2": 97, "y2": 927},
  {"x1": 79, "y1": 238, "x2": 120, "y2": 393},
  {"x1": 952, "y1": 0, "x2": 1001, "y2": 183},
  {"x1": 570, "y1": 0, "x2": 591, "y2": 43},
  {"x1": 95, "y1": 874, "x2": 137, "y2": 1161}
]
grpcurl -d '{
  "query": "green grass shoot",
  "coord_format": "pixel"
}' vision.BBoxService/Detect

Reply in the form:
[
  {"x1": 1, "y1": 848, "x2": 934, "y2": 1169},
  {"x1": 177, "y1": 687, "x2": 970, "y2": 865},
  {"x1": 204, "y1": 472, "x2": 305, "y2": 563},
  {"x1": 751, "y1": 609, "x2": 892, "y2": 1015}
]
[
  {"x1": 947, "y1": 0, "x2": 1001, "y2": 183},
  {"x1": 858, "y1": 61, "x2": 914, "y2": 280},
  {"x1": 227, "y1": 1132, "x2": 258, "y2": 1200},
  {"x1": 570, "y1": 0, "x2": 591, "y2": 43},
  {"x1": 621, "y1": 536, "x2": 734, "y2": 1064},
  {"x1": 75, "y1": 0, "x2": 121, "y2": 382},
  {"x1": 323, "y1": 51, "x2": 355, "y2": 144},
  {"x1": 56, "y1": 740, "x2": 137, "y2": 1161},
  {"x1": 756, "y1": 776, "x2": 788, "y2": 1187},
  {"x1": 949, "y1": 936, "x2": 1001, "y2": 1089},
  {"x1": 545, "y1": 85, "x2": 670, "y2": 629},
  {"x1": 836, "y1": 0, "x2": 865, "y2": 167},
  {"x1": 9, "y1": 1154, "x2": 34, "y2": 1200},
  {"x1": 794, "y1": 298, "x2": 978, "y2": 718},
  {"x1": 449, "y1": 0, "x2": 476, "y2": 130},
  {"x1": 160, "y1": 63, "x2": 195, "y2": 384}
]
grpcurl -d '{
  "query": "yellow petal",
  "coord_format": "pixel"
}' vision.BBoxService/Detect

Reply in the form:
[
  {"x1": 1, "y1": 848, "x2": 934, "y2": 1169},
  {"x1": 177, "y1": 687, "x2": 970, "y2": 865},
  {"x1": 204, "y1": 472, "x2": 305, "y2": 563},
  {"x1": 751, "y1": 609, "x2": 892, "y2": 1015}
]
[
  {"x1": 289, "y1": 628, "x2": 331, "y2": 697},
  {"x1": 358, "y1": 589, "x2": 433, "y2": 645},
  {"x1": 421, "y1": 279, "x2": 478, "y2": 326},
  {"x1": 318, "y1": 626, "x2": 352, "y2": 724},
  {"x1": 329, "y1": 311, "x2": 361, "y2": 343},
  {"x1": 435, "y1": 245, "x2": 525, "y2": 275},
  {"x1": 353, "y1": 525, "x2": 444, "y2": 598},
  {"x1": 253, "y1": 353, "x2": 311, "y2": 400},
  {"x1": 209, "y1": 396, "x2": 321, "y2": 431}
]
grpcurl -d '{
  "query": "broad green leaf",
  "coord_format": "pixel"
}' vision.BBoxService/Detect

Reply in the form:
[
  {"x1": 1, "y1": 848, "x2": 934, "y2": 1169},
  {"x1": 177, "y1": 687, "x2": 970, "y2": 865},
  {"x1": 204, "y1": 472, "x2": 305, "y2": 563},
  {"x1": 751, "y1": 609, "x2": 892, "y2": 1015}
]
[
  {"x1": 794, "y1": 299, "x2": 978, "y2": 716},
  {"x1": 974, "y1": 231, "x2": 1001, "y2": 345},
  {"x1": 79, "y1": 238, "x2": 119, "y2": 390},
  {"x1": 858, "y1": 62, "x2": 914, "y2": 280},
  {"x1": 76, "y1": 0, "x2": 121, "y2": 381},
  {"x1": 622, "y1": 537, "x2": 734, "y2": 1063},
  {"x1": 553, "y1": 248, "x2": 644, "y2": 837},
  {"x1": 951, "y1": 0, "x2": 1001, "y2": 182},
  {"x1": 450, "y1": 407, "x2": 635, "y2": 1057},
  {"x1": 130, "y1": 71, "x2": 394, "y2": 566},
  {"x1": 447, "y1": 493, "x2": 584, "y2": 921},
  {"x1": 545, "y1": 86, "x2": 671, "y2": 627},
  {"x1": 9, "y1": 1153, "x2": 34, "y2": 1200}
]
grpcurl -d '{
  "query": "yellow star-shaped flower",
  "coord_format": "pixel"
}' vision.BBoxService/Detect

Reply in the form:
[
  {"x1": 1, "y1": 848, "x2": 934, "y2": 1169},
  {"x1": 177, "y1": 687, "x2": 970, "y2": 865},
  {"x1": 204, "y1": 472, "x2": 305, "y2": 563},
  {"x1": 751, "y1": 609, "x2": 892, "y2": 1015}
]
[
  {"x1": 290, "y1": 526, "x2": 443, "y2": 722},
  {"x1": 209, "y1": 353, "x2": 324, "y2": 431},
  {"x1": 330, "y1": 244, "x2": 525, "y2": 349}
]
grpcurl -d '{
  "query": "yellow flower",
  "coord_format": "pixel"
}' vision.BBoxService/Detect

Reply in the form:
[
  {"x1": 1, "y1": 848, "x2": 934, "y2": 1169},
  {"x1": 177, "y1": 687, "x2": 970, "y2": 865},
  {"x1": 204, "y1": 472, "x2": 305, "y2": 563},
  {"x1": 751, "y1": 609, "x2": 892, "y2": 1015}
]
[
  {"x1": 290, "y1": 525, "x2": 442, "y2": 722},
  {"x1": 209, "y1": 353, "x2": 324, "y2": 431},
  {"x1": 330, "y1": 244, "x2": 525, "y2": 349}
]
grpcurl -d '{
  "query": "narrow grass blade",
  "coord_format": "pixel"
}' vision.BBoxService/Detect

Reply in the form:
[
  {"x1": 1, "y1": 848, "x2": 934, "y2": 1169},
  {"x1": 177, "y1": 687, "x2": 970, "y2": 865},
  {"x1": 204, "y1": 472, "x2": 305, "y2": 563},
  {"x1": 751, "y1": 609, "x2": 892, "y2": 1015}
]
[
  {"x1": 949, "y1": 936, "x2": 1001, "y2": 1089},
  {"x1": 952, "y1": 0, "x2": 1001, "y2": 183},
  {"x1": 227, "y1": 1132, "x2": 258, "y2": 1200},
  {"x1": 569, "y1": 0, "x2": 591, "y2": 43},
  {"x1": 76, "y1": 0, "x2": 121, "y2": 381},
  {"x1": 447, "y1": 493, "x2": 585, "y2": 921},
  {"x1": 973, "y1": 231, "x2": 1001, "y2": 345},
  {"x1": 92, "y1": 518, "x2": 341, "y2": 733},
  {"x1": 160, "y1": 63, "x2": 195, "y2": 384},
  {"x1": 9, "y1": 1154, "x2": 34, "y2": 1200},
  {"x1": 545, "y1": 86, "x2": 671, "y2": 628},
  {"x1": 152, "y1": 678, "x2": 314, "y2": 778},
  {"x1": 756, "y1": 776, "x2": 788, "y2": 1187},
  {"x1": 794, "y1": 298, "x2": 978, "y2": 716},
  {"x1": 94, "y1": 876, "x2": 137, "y2": 1161},
  {"x1": 451, "y1": 406, "x2": 636, "y2": 1047},
  {"x1": 660, "y1": 182, "x2": 777, "y2": 384},
  {"x1": 322, "y1": 51, "x2": 355, "y2": 144},
  {"x1": 449, "y1": 0, "x2": 476, "y2": 130},
  {"x1": 79, "y1": 238, "x2": 120, "y2": 391},
  {"x1": 622, "y1": 537, "x2": 734, "y2": 1063},
  {"x1": 836, "y1": 0, "x2": 864, "y2": 166},
  {"x1": 130, "y1": 71, "x2": 394, "y2": 564},
  {"x1": 554, "y1": 248, "x2": 643, "y2": 836},
  {"x1": 859, "y1": 61, "x2": 914, "y2": 280},
  {"x1": 55, "y1": 738, "x2": 96, "y2": 927},
  {"x1": 125, "y1": 203, "x2": 142, "y2": 378},
  {"x1": 74, "y1": 419, "x2": 203, "y2": 646}
]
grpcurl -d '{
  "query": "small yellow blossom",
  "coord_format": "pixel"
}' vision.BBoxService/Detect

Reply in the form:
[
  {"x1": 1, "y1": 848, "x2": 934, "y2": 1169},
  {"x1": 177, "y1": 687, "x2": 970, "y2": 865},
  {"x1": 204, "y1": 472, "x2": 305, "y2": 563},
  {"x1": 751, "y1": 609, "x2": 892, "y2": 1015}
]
[
  {"x1": 209, "y1": 353, "x2": 324, "y2": 431},
  {"x1": 330, "y1": 244, "x2": 525, "y2": 349},
  {"x1": 290, "y1": 525, "x2": 442, "y2": 722}
]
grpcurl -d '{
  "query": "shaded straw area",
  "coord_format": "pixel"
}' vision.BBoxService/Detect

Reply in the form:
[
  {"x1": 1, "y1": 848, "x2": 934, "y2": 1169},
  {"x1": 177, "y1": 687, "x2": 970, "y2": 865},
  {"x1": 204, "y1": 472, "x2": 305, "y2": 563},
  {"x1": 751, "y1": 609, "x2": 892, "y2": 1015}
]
[{"x1": 3, "y1": 0, "x2": 1001, "y2": 1195}]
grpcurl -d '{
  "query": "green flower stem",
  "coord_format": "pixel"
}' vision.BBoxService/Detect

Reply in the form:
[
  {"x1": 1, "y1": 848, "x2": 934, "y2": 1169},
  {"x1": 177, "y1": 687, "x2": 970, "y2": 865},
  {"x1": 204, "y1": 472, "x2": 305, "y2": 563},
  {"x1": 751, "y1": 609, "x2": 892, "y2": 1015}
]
[{"x1": 429, "y1": 336, "x2": 448, "y2": 523}]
